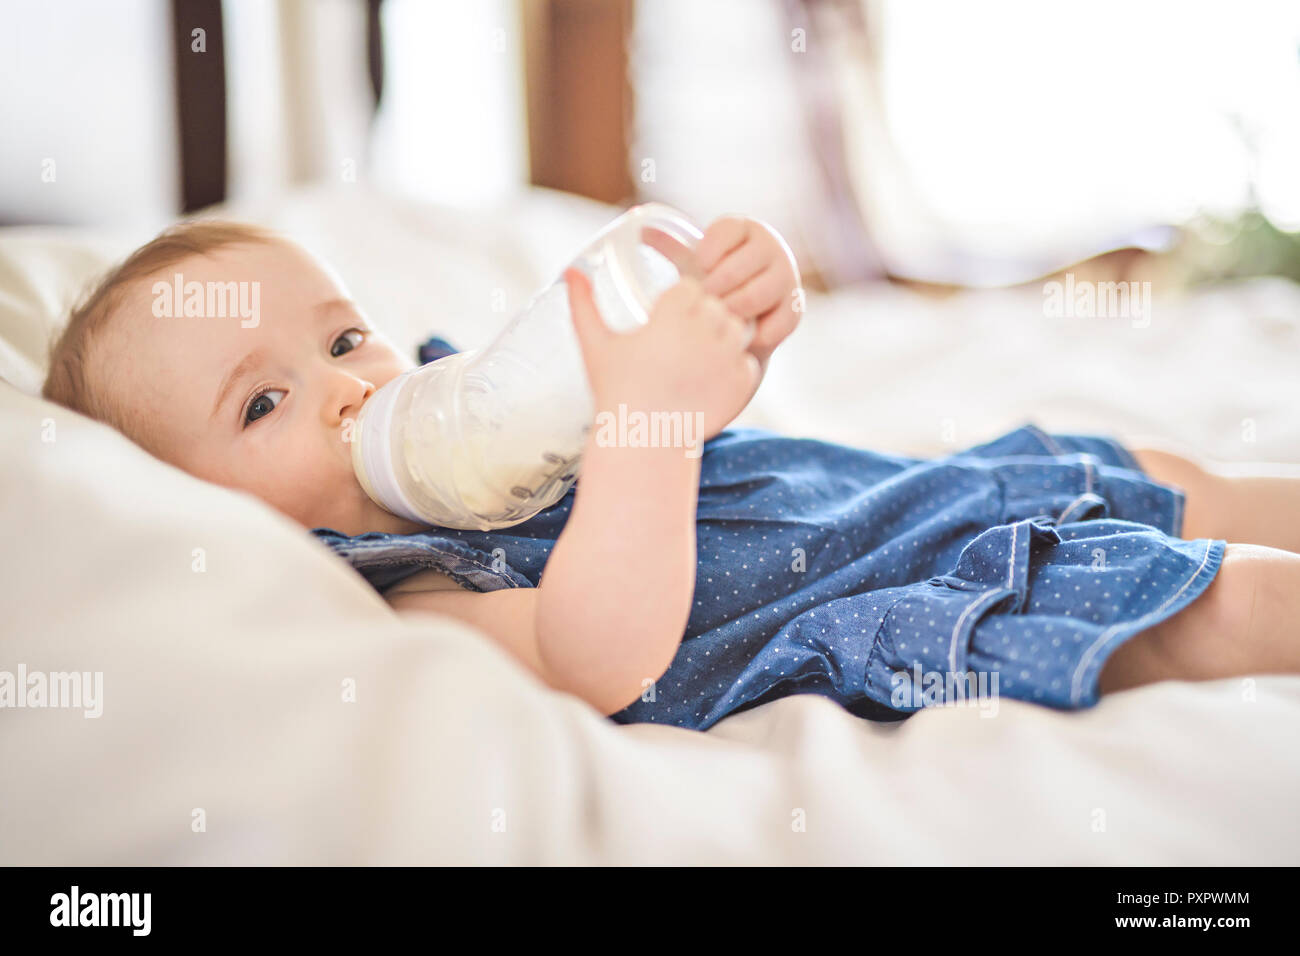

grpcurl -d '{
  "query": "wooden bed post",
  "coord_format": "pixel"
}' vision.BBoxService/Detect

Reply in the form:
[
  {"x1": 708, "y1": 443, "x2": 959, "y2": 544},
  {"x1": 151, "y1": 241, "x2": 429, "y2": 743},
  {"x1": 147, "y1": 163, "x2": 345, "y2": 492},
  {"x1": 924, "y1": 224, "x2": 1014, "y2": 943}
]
[
  {"x1": 521, "y1": 0, "x2": 635, "y2": 205},
  {"x1": 170, "y1": 0, "x2": 228, "y2": 213}
]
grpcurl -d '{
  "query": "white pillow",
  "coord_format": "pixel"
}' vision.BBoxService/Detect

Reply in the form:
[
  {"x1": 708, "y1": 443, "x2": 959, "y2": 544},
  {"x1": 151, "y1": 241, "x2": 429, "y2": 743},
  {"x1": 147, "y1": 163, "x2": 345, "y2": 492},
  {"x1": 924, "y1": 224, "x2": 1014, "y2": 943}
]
[
  {"x1": 0, "y1": 187, "x2": 644, "y2": 863},
  {"x1": 0, "y1": 375, "x2": 637, "y2": 863},
  {"x1": 0, "y1": 227, "x2": 140, "y2": 394}
]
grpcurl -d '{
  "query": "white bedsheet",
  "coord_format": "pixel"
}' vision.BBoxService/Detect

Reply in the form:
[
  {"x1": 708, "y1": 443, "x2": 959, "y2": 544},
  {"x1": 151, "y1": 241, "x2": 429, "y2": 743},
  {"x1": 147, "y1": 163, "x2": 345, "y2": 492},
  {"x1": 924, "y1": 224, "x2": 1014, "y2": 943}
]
[{"x1": 2, "y1": 184, "x2": 1298, "y2": 864}]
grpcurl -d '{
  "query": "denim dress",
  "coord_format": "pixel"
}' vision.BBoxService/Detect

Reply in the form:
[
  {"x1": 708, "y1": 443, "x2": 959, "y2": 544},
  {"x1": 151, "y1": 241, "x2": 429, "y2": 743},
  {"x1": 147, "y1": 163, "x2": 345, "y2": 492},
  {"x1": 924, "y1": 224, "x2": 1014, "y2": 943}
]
[{"x1": 312, "y1": 337, "x2": 1225, "y2": 730}]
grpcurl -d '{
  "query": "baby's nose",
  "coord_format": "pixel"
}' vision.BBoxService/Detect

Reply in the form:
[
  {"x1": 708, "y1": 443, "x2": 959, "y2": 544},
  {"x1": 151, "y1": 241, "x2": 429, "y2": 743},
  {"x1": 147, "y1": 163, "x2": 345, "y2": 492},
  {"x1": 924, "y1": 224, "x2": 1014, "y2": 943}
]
[
  {"x1": 332, "y1": 377, "x2": 375, "y2": 426},
  {"x1": 350, "y1": 380, "x2": 376, "y2": 416},
  {"x1": 353, "y1": 382, "x2": 376, "y2": 418}
]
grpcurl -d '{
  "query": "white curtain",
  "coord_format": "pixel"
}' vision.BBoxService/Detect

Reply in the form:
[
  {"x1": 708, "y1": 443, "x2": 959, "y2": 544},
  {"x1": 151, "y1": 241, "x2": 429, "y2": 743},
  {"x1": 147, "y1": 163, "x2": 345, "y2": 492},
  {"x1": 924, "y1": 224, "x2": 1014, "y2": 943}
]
[
  {"x1": 0, "y1": 0, "x2": 178, "y2": 227},
  {"x1": 224, "y1": 0, "x2": 374, "y2": 203},
  {"x1": 848, "y1": 0, "x2": 1300, "y2": 282}
]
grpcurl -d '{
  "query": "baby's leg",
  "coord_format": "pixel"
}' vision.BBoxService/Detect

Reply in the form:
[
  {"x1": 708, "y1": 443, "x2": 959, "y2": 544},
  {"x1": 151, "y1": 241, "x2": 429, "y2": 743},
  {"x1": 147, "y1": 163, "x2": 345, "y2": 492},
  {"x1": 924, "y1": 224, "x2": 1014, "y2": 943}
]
[
  {"x1": 1129, "y1": 443, "x2": 1300, "y2": 554},
  {"x1": 1099, "y1": 543, "x2": 1300, "y2": 694}
]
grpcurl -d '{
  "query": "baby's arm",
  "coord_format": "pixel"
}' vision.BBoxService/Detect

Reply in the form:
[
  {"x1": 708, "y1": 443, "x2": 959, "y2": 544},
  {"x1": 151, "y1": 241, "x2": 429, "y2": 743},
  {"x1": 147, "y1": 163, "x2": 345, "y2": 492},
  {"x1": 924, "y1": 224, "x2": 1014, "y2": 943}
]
[
  {"x1": 388, "y1": 271, "x2": 759, "y2": 716},
  {"x1": 388, "y1": 435, "x2": 699, "y2": 715}
]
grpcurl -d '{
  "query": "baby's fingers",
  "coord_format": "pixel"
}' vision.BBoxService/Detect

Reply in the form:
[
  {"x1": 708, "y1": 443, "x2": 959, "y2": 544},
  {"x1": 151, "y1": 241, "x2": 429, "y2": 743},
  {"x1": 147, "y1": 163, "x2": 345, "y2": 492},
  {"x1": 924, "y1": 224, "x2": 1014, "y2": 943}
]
[
  {"x1": 696, "y1": 216, "x2": 750, "y2": 273},
  {"x1": 649, "y1": 276, "x2": 706, "y2": 323},
  {"x1": 565, "y1": 268, "x2": 612, "y2": 360},
  {"x1": 698, "y1": 295, "x2": 756, "y2": 351},
  {"x1": 749, "y1": 294, "x2": 800, "y2": 358},
  {"x1": 702, "y1": 237, "x2": 768, "y2": 300},
  {"x1": 722, "y1": 264, "x2": 788, "y2": 322},
  {"x1": 727, "y1": 348, "x2": 763, "y2": 411}
]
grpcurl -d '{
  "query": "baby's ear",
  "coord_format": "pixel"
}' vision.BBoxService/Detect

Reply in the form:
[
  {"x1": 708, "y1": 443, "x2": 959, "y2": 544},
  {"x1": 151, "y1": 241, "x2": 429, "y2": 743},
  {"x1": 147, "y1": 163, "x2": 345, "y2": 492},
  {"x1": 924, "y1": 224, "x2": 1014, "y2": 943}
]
[{"x1": 417, "y1": 335, "x2": 460, "y2": 364}]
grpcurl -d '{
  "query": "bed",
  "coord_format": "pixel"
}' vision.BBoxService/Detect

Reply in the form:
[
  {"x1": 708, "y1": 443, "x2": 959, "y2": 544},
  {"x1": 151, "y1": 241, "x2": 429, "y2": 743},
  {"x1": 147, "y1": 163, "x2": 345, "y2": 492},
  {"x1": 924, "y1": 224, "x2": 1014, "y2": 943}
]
[{"x1": 2, "y1": 184, "x2": 1298, "y2": 864}]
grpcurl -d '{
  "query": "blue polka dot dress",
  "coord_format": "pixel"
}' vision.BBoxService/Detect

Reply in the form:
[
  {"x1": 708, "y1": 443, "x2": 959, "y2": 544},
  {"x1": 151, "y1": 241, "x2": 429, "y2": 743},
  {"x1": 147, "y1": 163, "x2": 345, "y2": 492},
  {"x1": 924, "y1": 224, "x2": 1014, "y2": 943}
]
[{"x1": 314, "y1": 421, "x2": 1225, "y2": 731}]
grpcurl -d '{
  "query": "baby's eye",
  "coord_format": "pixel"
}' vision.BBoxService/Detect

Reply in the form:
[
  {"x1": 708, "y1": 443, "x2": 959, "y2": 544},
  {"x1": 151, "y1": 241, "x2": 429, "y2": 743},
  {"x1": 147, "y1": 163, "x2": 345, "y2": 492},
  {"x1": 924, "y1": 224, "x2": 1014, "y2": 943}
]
[
  {"x1": 244, "y1": 388, "x2": 286, "y2": 427},
  {"x1": 331, "y1": 328, "x2": 365, "y2": 357}
]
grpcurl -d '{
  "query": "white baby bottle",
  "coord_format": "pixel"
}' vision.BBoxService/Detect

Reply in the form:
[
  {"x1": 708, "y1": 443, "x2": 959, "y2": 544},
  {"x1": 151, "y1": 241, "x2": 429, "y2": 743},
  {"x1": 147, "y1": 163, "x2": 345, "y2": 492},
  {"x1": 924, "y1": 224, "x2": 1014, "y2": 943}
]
[{"x1": 351, "y1": 202, "x2": 705, "y2": 531}]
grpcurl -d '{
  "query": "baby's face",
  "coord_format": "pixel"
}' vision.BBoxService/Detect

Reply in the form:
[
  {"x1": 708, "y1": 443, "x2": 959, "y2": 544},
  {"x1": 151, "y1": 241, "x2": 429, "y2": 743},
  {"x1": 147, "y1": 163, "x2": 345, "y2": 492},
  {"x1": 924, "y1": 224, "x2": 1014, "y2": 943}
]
[{"x1": 102, "y1": 239, "x2": 428, "y2": 535}]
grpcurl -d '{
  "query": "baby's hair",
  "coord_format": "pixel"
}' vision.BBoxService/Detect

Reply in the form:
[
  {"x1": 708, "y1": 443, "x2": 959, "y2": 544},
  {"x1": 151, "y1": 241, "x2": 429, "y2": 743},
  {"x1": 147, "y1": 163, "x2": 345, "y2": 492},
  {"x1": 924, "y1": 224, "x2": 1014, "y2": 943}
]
[{"x1": 41, "y1": 219, "x2": 278, "y2": 454}]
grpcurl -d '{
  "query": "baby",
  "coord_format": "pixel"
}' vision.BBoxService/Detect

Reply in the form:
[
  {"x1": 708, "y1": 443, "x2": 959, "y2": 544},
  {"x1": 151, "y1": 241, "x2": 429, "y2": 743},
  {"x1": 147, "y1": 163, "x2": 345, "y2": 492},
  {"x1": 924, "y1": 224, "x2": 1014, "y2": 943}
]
[{"x1": 42, "y1": 217, "x2": 1300, "y2": 729}]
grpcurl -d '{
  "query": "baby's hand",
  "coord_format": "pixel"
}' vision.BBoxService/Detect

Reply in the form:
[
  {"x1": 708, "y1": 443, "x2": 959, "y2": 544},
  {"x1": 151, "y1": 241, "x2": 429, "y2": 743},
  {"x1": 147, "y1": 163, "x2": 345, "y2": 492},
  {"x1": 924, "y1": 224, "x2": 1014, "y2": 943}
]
[
  {"x1": 565, "y1": 269, "x2": 760, "y2": 441},
  {"x1": 696, "y1": 216, "x2": 802, "y2": 370}
]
